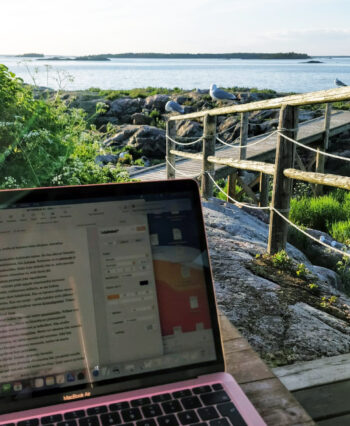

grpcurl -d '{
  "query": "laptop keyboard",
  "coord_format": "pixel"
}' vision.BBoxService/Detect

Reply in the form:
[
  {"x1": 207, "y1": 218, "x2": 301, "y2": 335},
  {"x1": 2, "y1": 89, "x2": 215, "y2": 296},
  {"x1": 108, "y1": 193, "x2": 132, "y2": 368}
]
[{"x1": 4, "y1": 383, "x2": 247, "y2": 426}]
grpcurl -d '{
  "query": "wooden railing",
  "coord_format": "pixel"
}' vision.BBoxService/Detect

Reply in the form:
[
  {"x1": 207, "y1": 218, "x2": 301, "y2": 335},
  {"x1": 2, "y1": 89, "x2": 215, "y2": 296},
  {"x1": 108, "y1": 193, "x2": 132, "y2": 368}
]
[{"x1": 166, "y1": 87, "x2": 350, "y2": 254}]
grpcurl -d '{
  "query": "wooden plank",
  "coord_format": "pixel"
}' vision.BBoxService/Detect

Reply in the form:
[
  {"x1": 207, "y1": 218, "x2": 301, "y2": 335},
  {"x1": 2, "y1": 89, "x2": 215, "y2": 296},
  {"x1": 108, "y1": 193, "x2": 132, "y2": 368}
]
[
  {"x1": 293, "y1": 380, "x2": 350, "y2": 421},
  {"x1": 241, "y1": 378, "x2": 315, "y2": 425},
  {"x1": 208, "y1": 156, "x2": 275, "y2": 175},
  {"x1": 259, "y1": 173, "x2": 269, "y2": 207},
  {"x1": 236, "y1": 176, "x2": 259, "y2": 204},
  {"x1": 284, "y1": 168, "x2": 350, "y2": 190},
  {"x1": 219, "y1": 313, "x2": 314, "y2": 425},
  {"x1": 169, "y1": 86, "x2": 350, "y2": 121},
  {"x1": 318, "y1": 413, "x2": 350, "y2": 426},
  {"x1": 170, "y1": 150, "x2": 203, "y2": 160},
  {"x1": 268, "y1": 105, "x2": 299, "y2": 254},
  {"x1": 273, "y1": 353, "x2": 350, "y2": 391},
  {"x1": 315, "y1": 103, "x2": 333, "y2": 195},
  {"x1": 201, "y1": 115, "x2": 216, "y2": 199},
  {"x1": 227, "y1": 172, "x2": 237, "y2": 204},
  {"x1": 166, "y1": 121, "x2": 176, "y2": 179},
  {"x1": 240, "y1": 112, "x2": 249, "y2": 160}
]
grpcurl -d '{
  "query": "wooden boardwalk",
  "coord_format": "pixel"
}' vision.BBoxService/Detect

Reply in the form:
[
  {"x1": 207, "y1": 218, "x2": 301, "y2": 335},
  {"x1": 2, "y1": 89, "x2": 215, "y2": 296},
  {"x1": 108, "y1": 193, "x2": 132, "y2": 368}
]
[{"x1": 130, "y1": 110, "x2": 350, "y2": 181}]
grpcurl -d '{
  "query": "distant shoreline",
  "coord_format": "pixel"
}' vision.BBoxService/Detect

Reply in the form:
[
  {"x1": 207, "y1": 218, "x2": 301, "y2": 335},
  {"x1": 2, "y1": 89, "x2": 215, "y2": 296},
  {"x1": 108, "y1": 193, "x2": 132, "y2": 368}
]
[{"x1": 4, "y1": 52, "x2": 310, "y2": 60}]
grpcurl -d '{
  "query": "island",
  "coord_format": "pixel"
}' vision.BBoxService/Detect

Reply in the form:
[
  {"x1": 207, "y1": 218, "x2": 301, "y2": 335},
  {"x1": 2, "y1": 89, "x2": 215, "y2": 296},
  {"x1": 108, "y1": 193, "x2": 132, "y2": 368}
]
[{"x1": 38, "y1": 55, "x2": 110, "y2": 61}]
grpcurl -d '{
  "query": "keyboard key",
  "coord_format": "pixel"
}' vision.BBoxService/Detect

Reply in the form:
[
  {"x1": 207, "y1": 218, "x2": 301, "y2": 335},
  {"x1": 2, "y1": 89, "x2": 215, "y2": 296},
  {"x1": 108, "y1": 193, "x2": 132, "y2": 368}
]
[
  {"x1": 41, "y1": 414, "x2": 63, "y2": 424},
  {"x1": 209, "y1": 419, "x2": 230, "y2": 426},
  {"x1": 136, "y1": 420, "x2": 157, "y2": 426},
  {"x1": 87, "y1": 406, "x2": 108, "y2": 415},
  {"x1": 172, "y1": 389, "x2": 191, "y2": 398},
  {"x1": 212, "y1": 383, "x2": 223, "y2": 391},
  {"x1": 131, "y1": 397, "x2": 151, "y2": 407},
  {"x1": 161, "y1": 400, "x2": 182, "y2": 414},
  {"x1": 192, "y1": 385, "x2": 212, "y2": 394},
  {"x1": 152, "y1": 393, "x2": 172, "y2": 403},
  {"x1": 200, "y1": 390, "x2": 230, "y2": 406},
  {"x1": 198, "y1": 406, "x2": 219, "y2": 421},
  {"x1": 178, "y1": 410, "x2": 200, "y2": 425},
  {"x1": 217, "y1": 402, "x2": 247, "y2": 426},
  {"x1": 18, "y1": 420, "x2": 39, "y2": 426},
  {"x1": 157, "y1": 414, "x2": 179, "y2": 426},
  {"x1": 79, "y1": 416, "x2": 99, "y2": 426},
  {"x1": 181, "y1": 395, "x2": 202, "y2": 410},
  {"x1": 142, "y1": 403, "x2": 162, "y2": 417},
  {"x1": 121, "y1": 407, "x2": 142, "y2": 422},
  {"x1": 100, "y1": 412, "x2": 122, "y2": 425},
  {"x1": 64, "y1": 410, "x2": 86, "y2": 420},
  {"x1": 109, "y1": 401, "x2": 129, "y2": 411},
  {"x1": 57, "y1": 421, "x2": 77, "y2": 426}
]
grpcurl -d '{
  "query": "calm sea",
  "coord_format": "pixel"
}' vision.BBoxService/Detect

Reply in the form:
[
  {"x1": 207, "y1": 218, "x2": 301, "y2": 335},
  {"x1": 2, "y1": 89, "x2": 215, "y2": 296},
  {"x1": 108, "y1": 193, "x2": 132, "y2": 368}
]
[{"x1": 1, "y1": 55, "x2": 350, "y2": 93}]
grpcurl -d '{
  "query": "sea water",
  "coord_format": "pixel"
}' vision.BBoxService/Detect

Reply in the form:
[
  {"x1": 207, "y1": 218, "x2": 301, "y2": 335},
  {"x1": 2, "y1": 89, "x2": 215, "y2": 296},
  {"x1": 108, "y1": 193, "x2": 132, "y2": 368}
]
[{"x1": 1, "y1": 56, "x2": 350, "y2": 93}]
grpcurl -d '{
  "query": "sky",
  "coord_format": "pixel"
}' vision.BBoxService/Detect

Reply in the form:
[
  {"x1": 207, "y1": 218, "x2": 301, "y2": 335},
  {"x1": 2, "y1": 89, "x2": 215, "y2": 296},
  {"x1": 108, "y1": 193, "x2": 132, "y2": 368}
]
[{"x1": 1, "y1": 0, "x2": 350, "y2": 56}]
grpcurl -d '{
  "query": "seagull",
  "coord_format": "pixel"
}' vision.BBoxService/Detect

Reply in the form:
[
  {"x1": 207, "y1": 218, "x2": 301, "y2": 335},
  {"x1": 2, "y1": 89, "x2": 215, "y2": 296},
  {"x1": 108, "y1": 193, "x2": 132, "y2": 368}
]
[
  {"x1": 165, "y1": 100, "x2": 185, "y2": 114},
  {"x1": 335, "y1": 78, "x2": 347, "y2": 87},
  {"x1": 210, "y1": 84, "x2": 237, "y2": 101}
]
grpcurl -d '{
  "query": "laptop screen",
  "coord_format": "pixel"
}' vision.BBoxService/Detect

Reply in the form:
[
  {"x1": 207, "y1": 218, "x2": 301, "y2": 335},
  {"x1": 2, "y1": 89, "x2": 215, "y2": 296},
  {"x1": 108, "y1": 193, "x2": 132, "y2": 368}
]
[{"x1": 0, "y1": 180, "x2": 223, "y2": 413}]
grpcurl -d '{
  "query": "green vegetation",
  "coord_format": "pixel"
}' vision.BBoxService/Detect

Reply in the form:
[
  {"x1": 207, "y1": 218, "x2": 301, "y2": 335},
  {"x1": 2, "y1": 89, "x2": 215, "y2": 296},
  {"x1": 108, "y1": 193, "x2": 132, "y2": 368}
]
[
  {"x1": 0, "y1": 64, "x2": 129, "y2": 188},
  {"x1": 214, "y1": 178, "x2": 244, "y2": 202},
  {"x1": 93, "y1": 86, "x2": 182, "y2": 100},
  {"x1": 290, "y1": 190, "x2": 350, "y2": 240}
]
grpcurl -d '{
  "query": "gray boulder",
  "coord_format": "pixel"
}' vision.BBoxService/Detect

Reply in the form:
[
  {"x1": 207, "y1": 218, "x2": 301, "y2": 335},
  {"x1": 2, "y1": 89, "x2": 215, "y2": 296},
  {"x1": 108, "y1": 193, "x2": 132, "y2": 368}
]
[
  {"x1": 131, "y1": 113, "x2": 152, "y2": 125},
  {"x1": 95, "y1": 154, "x2": 119, "y2": 166},
  {"x1": 107, "y1": 98, "x2": 145, "y2": 123},
  {"x1": 103, "y1": 125, "x2": 166, "y2": 158},
  {"x1": 203, "y1": 198, "x2": 350, "y2": 366},
  {"x1": 144, "y1": 94, "x2": 170, "y2": 111}
]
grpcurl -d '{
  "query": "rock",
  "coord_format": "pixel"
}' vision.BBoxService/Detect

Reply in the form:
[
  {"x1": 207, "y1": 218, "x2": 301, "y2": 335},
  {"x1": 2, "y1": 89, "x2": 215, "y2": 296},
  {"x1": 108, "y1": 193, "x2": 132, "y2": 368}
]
[
  {"x1": 103, "y1": 125, "x2": 166, "y2": 158},
  {"x1": 258, "y1": 119, "x2": 279, "y2": 133},
  {"x1": 144, "y1": 94, "x2": 170, "y2": 111},
  {"x1": 131, "y1": 113, "x2": 152, "y2": 125},
  {"x1": 202, "y1": 198, "x2": 350, "y2": 366},
  {"x1": 107, "y1": 98, "x2": 145, "y2": 123},
  {"x1": 292, "y1": 228, "x2": 344, "y2": 270},
  {"x1": 175, "y1": 120, "x2": 203, "y2": 151},
  {"x1": 250, "y1": 109, "x2": 279, "y2": 122},
  {"x1": 299, "y1": 110, "x2": 316, "y2": 122},
  {"x1": 94, "y1": 154, "x2": 119, "y2": 166}
]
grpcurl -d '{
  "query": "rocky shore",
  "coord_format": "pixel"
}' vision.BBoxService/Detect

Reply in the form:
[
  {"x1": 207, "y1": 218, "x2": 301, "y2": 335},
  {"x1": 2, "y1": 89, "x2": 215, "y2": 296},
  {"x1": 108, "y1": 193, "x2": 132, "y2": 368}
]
[{"x1": 204, "y1": 198, "x2": 350, "y2": 367}]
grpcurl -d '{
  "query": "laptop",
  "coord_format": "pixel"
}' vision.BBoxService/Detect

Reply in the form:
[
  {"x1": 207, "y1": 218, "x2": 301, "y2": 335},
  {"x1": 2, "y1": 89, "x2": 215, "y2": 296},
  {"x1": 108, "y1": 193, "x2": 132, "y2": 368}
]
[{"x1": 0, "y1": 179, "x2": 265, "y2": 426}]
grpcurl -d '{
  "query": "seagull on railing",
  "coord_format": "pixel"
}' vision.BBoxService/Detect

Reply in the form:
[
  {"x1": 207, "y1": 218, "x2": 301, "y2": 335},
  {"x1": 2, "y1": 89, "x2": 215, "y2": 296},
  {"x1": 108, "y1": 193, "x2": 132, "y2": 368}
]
[
  {"x1": 210, "y1": 84, "x2": 237, "y2": 101},
  {"x1": 335, "y1": 78, "x2": 347, "y2": 87},
  {"x1": 165, "y1": 100, "x2": 185, "y2": 114}
]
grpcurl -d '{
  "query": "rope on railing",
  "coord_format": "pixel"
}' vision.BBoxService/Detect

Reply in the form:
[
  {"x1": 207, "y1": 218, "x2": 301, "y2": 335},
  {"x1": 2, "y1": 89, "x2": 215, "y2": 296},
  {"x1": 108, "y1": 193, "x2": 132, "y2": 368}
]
[
  {"x1": 167, "y1": 135, "x2": 204, "y2": 146},
  {"x1": 165, "y1": 161, "x2": 350, "y2": 258},
  {"x1": 271, "y1": 206, "x2": 350, "y2": 259},
  {"x1": 216, "y1": 129, "x2": 278, "y2": 148},
  {"x1": 277, "y1": 130, "x2": 350, "y2": 162},
  {"x1": 165, "y1": 157, "x2": 200, "y2": 178},
  {"x1": 205, "y1": 172, "x2": 271, "y2": 210}
]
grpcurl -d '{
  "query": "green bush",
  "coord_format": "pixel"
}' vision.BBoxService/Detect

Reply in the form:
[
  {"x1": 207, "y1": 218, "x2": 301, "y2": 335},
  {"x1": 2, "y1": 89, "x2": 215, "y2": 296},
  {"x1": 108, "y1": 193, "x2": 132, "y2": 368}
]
[
  {"x1": 0, "y1": 64, "x2": 129, "y2": 188},
  {"x1": 290, "y1": 195, "x2": 347, "y2": 233},
  {"x1": 329, "y1": 220, "x2": 350, "y2": 245}
]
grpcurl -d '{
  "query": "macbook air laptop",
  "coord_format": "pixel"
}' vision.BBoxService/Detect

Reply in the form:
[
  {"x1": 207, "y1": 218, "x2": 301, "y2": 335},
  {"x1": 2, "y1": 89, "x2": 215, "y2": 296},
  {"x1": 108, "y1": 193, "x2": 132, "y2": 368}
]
[{"x1": 0, "y1": 179, "x2": 265, "y2": 426}]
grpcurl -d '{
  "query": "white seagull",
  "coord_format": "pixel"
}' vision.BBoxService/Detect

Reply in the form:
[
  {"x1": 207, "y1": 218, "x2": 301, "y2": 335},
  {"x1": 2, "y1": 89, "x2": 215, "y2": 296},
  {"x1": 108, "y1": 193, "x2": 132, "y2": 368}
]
[
  {"x1": 210, "y1": 84, "x2": 236, "y2": 101},
  {"x1": 335, "y1": 78, "x2": 347, "y2": 87},
  {"x1": 165, "y1": 100, "x2": 185, "y2": 114}
]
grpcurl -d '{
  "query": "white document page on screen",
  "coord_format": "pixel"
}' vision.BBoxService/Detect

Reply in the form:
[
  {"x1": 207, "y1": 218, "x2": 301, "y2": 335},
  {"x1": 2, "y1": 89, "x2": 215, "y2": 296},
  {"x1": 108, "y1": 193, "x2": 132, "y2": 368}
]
[{"x1": 0, "y1": 227, "x2": 98, "y2": 383}]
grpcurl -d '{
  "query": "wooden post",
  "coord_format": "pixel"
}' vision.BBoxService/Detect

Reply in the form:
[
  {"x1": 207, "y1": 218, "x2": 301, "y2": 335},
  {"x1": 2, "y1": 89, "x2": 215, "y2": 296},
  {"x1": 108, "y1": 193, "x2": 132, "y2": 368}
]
[
  {"x1": 259, "y1": 172, "x2": 269, "y2": 207},
  {"x1": 166, "y1": 120, "x2": 176, "y2": 179},
  {"x1": 201, "y1": 115, "x2": 217, "y2": 199},
  {"x1": 227, "y1": 172, "x2": 237, "y2": 203},
  {"x1": 315, "y1": 103, "x2": 332, "y2": 196},
  {"x1": 268, "y1": 105, "x2": 299, "y2": 254},
  {"x1": 239, "y1": 112, "x2": 249, "y2": 160}
]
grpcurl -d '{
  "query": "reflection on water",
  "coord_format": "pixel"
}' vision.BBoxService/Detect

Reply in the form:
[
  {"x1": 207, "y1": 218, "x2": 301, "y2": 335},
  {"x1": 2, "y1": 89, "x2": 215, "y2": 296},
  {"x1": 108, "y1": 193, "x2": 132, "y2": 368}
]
[{"x1": 1, "y1": 56, "x2": 350, "y2": 93}]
